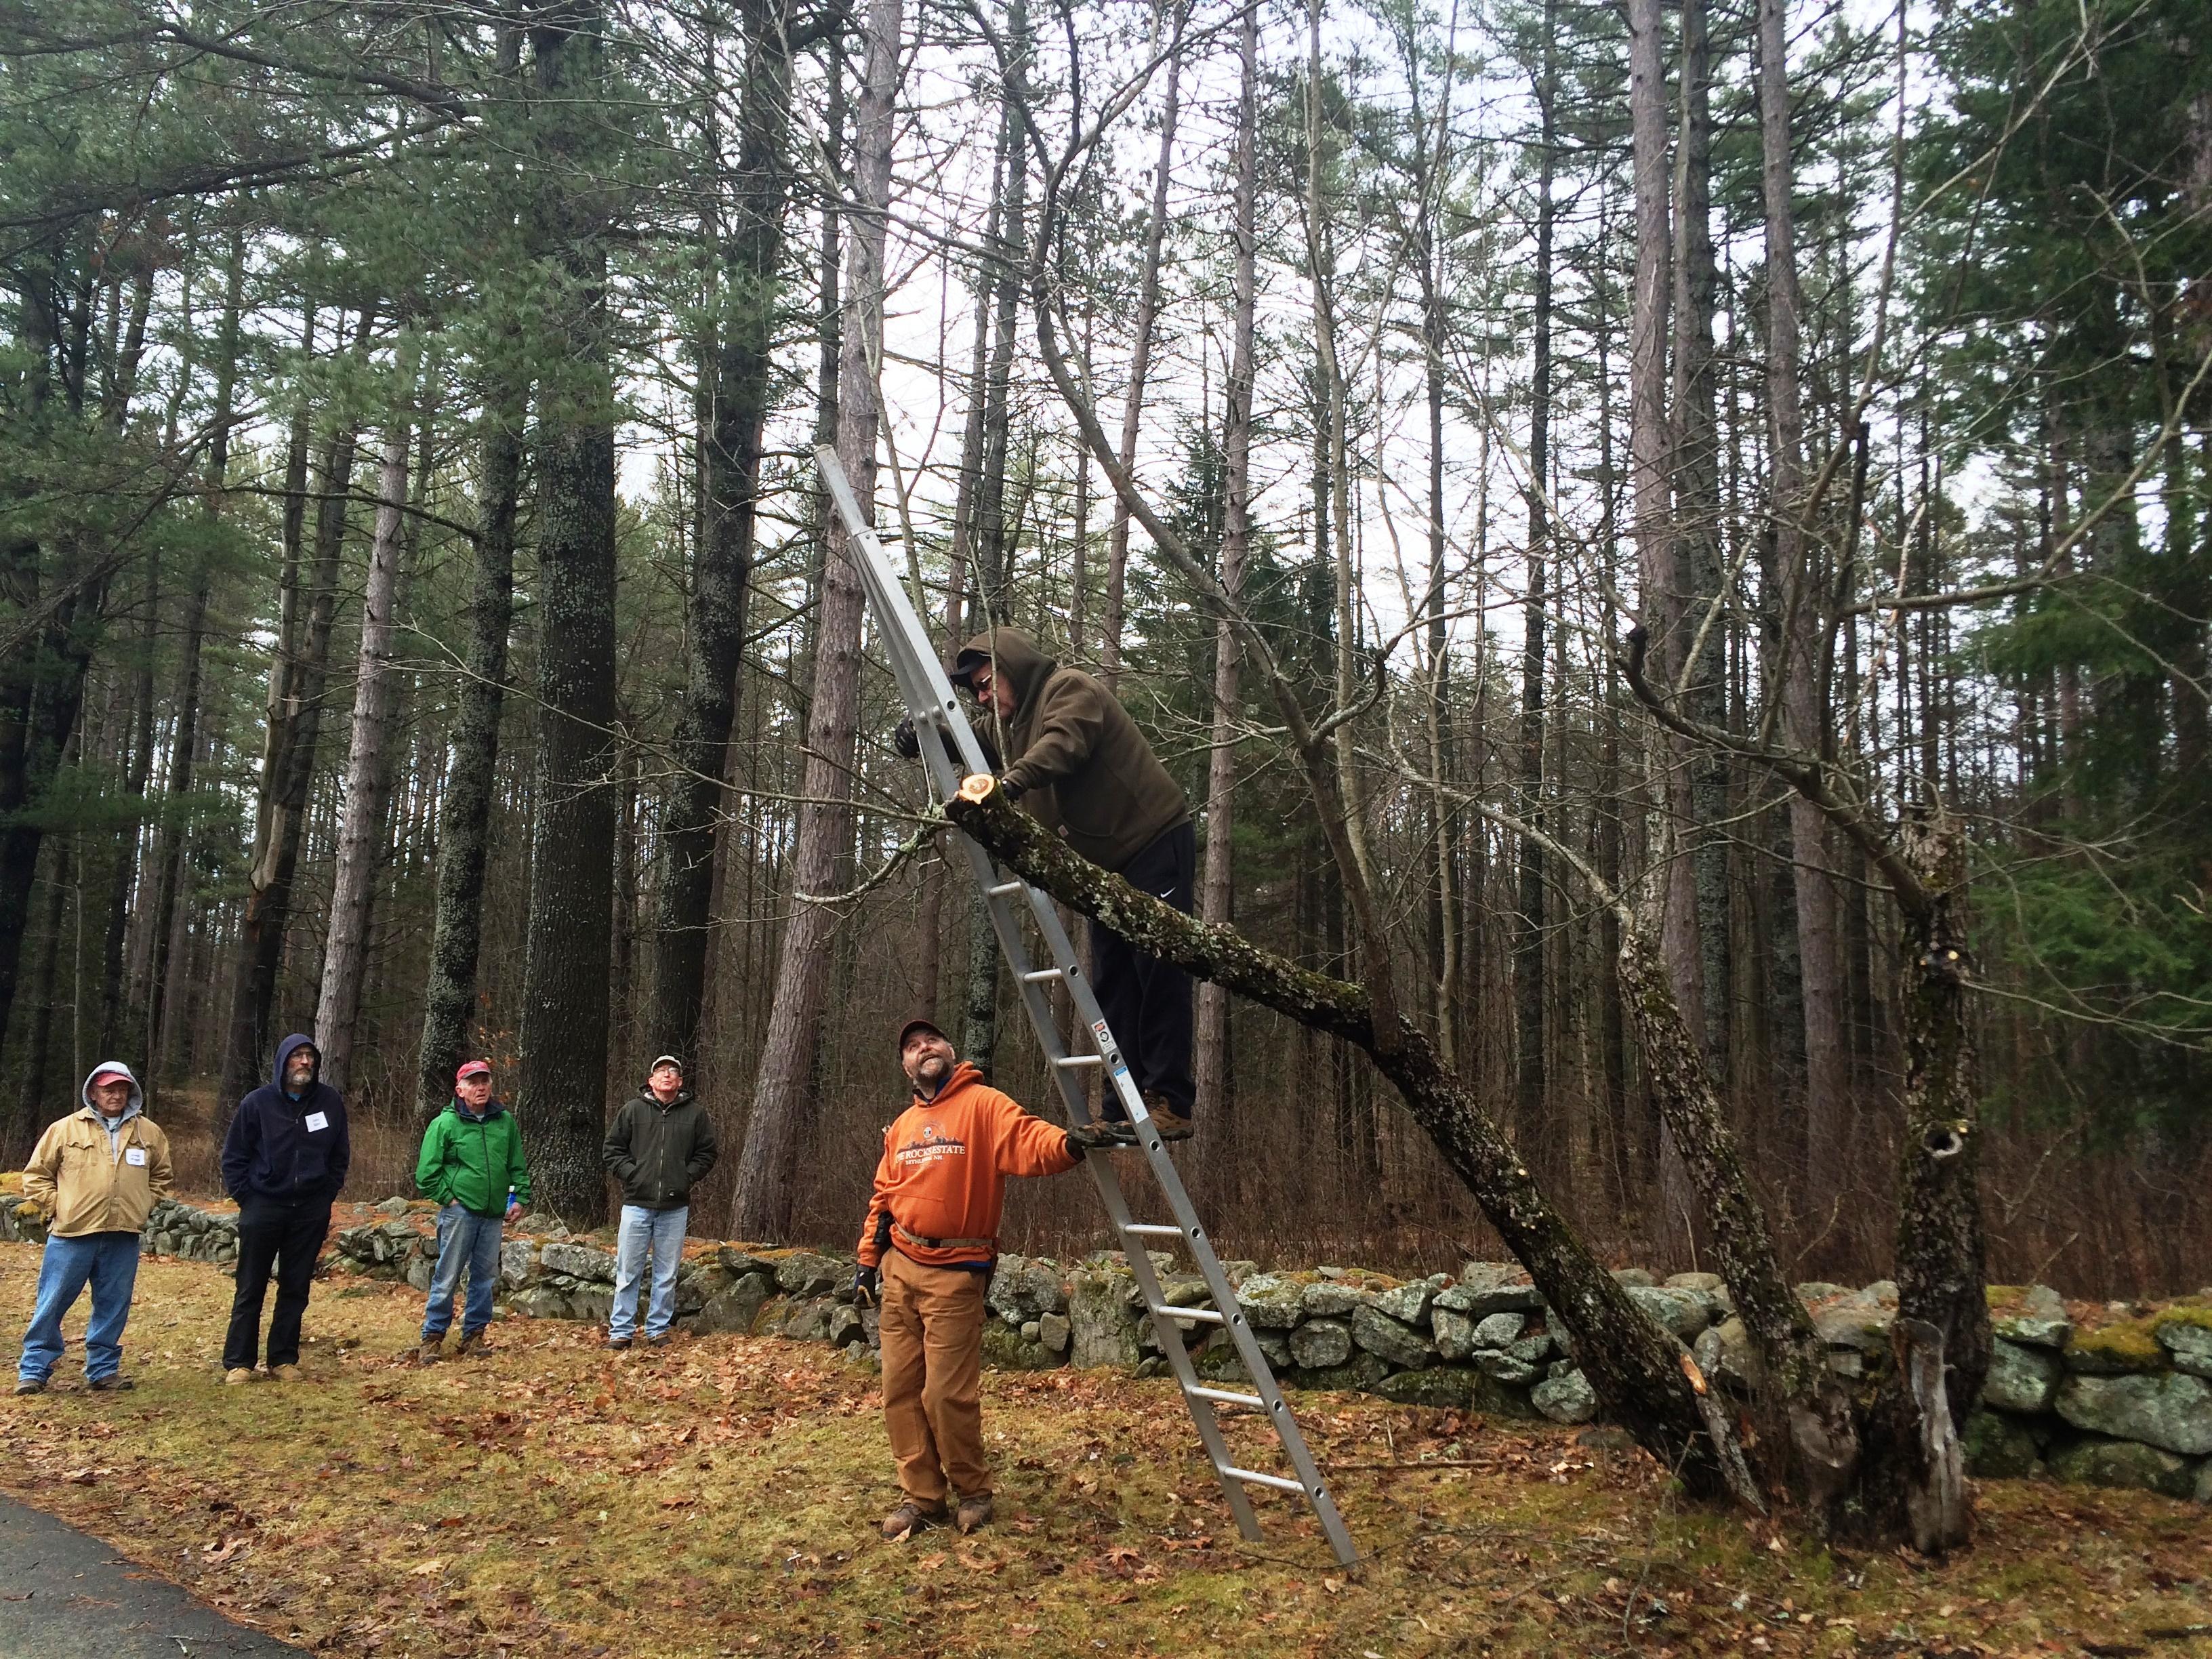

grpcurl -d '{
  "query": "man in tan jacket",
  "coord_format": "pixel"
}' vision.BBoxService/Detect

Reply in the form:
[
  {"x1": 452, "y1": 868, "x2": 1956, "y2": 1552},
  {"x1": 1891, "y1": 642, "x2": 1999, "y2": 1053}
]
[{"x1": 15, "y1": 1062, "x2": 172, "y2": 1394}]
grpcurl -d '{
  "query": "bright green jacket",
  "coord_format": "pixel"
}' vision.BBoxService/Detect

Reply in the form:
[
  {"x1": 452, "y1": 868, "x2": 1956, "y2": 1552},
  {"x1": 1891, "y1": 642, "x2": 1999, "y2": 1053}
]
[{"x1": 415, "y1": 1101, "x2": 532, "y2": 1217}]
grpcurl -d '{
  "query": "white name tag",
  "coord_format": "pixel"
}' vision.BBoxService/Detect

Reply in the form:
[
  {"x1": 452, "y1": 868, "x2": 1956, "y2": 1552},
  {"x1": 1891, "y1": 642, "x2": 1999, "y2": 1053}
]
[
  {"x1": 304, "y1": 1111, "x2": 329, "y2": 1132},
  {"x1": 125, "y1": 1147, "x2": 147, "y2": 1166}
]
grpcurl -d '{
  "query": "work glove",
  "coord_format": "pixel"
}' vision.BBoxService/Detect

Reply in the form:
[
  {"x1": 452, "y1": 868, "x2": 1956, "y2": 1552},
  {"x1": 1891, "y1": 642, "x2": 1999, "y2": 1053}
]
[
  {"x1": 892, "y1": 715, "x2": 920, "y2": 760},
  {"x1": 1064, "y1": 1123, "x2": 1118, "y2": 1158},
  {"x1": 997, "y1": 775, "x2": 1024, "y2": 803},
  {"x1": 853, "y1": 1265, "x2": 880, "y2": 1308}
]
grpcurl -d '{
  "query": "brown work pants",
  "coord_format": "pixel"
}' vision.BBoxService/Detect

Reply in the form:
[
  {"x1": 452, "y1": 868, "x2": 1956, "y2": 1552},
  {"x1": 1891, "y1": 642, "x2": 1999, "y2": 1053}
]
[{"x1": 878, "y1": 1248, "x2": 989, "y2": 1508}]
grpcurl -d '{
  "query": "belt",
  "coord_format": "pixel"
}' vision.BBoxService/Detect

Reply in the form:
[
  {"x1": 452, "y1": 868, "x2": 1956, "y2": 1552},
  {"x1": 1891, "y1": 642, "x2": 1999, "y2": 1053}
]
[{"x1": 892, "y1": 1223, "x2": 994, "y2": 1254}]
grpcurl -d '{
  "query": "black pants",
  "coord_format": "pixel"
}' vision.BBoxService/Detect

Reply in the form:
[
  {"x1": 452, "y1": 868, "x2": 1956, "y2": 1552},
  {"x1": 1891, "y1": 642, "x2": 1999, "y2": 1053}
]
[
  {"x1": 1092, "y1": 821, "x2": 1197, "y2": 1120},
  {"x1": 222, "y1": 1196, "x2": 331, "y2": 1370}
]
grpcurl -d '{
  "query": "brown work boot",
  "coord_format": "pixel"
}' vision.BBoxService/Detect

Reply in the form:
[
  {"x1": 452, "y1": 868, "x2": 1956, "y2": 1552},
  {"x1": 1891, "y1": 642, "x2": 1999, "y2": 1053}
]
[
  {"x1": 416, "y1": 1337, "x2": 445, "y2": 1366},
  {"x1": 879, "y1": 1499, "x2": 947, "y2": 1542},
  {"x1": 453, "y1": 1330, "x2": 487, "y2": 1357},
  {"x1": 954, "y1": 1494, "x2": 994, "y2": 1535}
]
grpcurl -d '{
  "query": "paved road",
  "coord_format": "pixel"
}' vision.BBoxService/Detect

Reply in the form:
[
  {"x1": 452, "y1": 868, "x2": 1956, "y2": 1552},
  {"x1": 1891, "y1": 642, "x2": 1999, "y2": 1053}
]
[{"x1": 0, "y1": 1494, "x2": 306, "y2": 1657}]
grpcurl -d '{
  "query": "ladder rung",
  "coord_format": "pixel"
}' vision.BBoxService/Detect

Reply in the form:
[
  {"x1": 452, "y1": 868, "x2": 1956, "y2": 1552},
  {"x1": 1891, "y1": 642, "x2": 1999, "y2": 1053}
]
[
  {"x1": 985, "y1": 879, "x2": 1027, "y2": 897},
  {"x1": 1149, "y1": 1304, "x2": 1225, "y2": 1324},
  {"x1": 1021, "y1": 968, "x2": 1063, "y2": 983},
  {"x1": 1121, "y1": 1223, "x2": 1184, "y2": 1238},
  {"x1": 1221, "y1": 1466, "x2": 1312, "y2": 1496},
  {"x1": 1055, "y1": 1054, "x2": 1103, "y2": 1069},
  {"x1": 1187, "y1": 1386, "x2": 1266, "y2": 1410}
]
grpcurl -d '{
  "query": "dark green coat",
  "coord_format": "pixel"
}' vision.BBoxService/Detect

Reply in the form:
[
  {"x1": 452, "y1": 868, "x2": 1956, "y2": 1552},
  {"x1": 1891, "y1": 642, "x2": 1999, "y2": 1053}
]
[{"x1": 602, "y1": 1089, "x2": 718, "y2": 1211}]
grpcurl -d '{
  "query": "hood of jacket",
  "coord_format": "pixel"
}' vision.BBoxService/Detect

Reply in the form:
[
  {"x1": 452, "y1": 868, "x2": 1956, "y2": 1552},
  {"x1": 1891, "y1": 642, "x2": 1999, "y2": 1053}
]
[
  {"x1": 273, "y1": 1032, "x2": 319, "y2": 1094},
  {"x1": 954, "y1": 628, "x2": 1058, "y2": 709},
  {"x1": 445, "y1": 1096, "x2": 509, "y2": 1123},
  {"x1": 635, "y1": 1085, "x2": 695, "y2": 1113},
  {"x1": 79, "y1": 1060, "x2": 145, "y2": 1120}
]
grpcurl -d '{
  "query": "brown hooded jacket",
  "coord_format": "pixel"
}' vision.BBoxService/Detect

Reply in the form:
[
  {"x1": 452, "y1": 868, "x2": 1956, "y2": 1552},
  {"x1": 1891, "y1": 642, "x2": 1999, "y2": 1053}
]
[{"x1": 952, "y1": 628, "x2": 1189, "y2": 869}]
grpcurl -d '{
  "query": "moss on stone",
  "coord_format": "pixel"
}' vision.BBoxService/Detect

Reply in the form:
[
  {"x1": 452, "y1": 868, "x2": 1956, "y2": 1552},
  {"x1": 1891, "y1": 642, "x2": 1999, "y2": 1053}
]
[
  {"x1": 2065, "y1": 1320, "x2": 2165, "y2": 1372},
  {"x1": 2150, "y1": 1303, "x2": 2212, "y2": 1336}
]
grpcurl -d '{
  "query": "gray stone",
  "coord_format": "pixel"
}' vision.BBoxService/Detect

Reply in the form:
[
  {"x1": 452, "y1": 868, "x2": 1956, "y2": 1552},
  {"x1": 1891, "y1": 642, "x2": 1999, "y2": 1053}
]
[
  {"x1": 404, "y1": 1253, "x2": 435, "y2": 1293},
  {"x1": 1299, "y1": 1279, "x2": 1368, "y2": 1318},
  {"x1": 781, "y1": 1300, "x2": 831, "y2": 1342},
  {"x1": 509, "y1": 1284, "x2": 573, "y2": 1320},
  {"x1": 1472, "y1": 1350, "x2": 1544, "y2": 1387},
  {"x1": 1255, "y1": 1332, "x2": 1292, "y2": 1368},
  {"x1": 539, "y1": 1242, "x2": 617, "y2": 1283},
  {"x1": 1218, "y1": 1261, "x2": 1259, "y2": 1288},
  {"x1": 1234, "y1": 1273, "x2": 1306, "y2": 1329},
  {"x1": 1628, "y1": 1286, "x2": 1713, "y2": 1344},
  {"x1": 1815, "y1": 1303, "x2": 1893, "y2": 1354},
  {"x1": 2048, "y1": 1436, "x2": 2198, "y2": 1499},
  {"x1": 987, "y1": 1255, "x2": 1067, "y2": 1322},
  {"x1": 1374, "y1": 1368, "x2": 1478, "y2": 1408},
  {"x1": 1372, "y1": 1282, "x2": 1435, "y2": 1326},
  {"x1": 1037, "y1": 1312, "x2": 1071, "y2": 1354},
  {"x1": 1284, "y1": 1352, "x2": 1390, "y2": 1393},
  {"x1": 694, "y1": 1273, "x2": 771, "y2": 1336},
  {"x1": 1509, "y1": 1330, "x2": 1557, "y2": 1366},
  {"x1": 2156, "y1": 1319, "x2": 2212, "y2": 1380},
  {"x1": 1193, "y1": 1340, "x2": 1249, "y2": 1385},
  {"x1": 774, "y1": 1252, "x2": 844, "y2": 1297},
  {"x1": 2197, "y1": 1459, "x2": 2211, "y2": 1506},
  {"x1": 1795, "y1": 1281, "x2": 1849, "y2": 1303},
  {"x1": 1983, "y1": 1338, "x2": 2063, "y2": 1415},
  {"x1": 1696, "y1": 1318, "x2": 1763, "y2": 1392},
  {"x1": 1856, "y1": 1279, "x2": 1900, "y2": 1305},
  {"x1": 2054, "y1": 1373, "x2": 2212, "y2": 1456},
  {"x1": 1068, "y1": 1266, "x2": 1141, "y2": 1369},
  {"x1": 1437, "y1": 1263, "x2": 1544, "y2": 1318},
  {"x1": 979, "y1": 1325, "x2": 1057, "y2": 1370},
  {"x1": 374, "y1": 1195, "x2": 410, "y2": 1217},
  {"x1": 1352, "y1": 1305, "x2": 1434, "y2": 1370},
  {"x1": 1020, "y1": 1320, "x2": 1040, "y2": 1341},
  {"x1": 1158, "y1": 1274, "x2": 1212, "y2": 1309},
  {"x1": 1991, "y1": 1284, "x2": 2072, "y2": 1350},
  {"x1": 1664, "y1": 1271, "x2": 1726, "y2": 1296},
  {"x1": 828, "y1": 1305, "x2": 865, "y2": 1347},
  {"x1": 1532, "y1": 1369, "x2": 1597, "y2": 1425},
  {"x1": 1610, "y1": 1267, "x2": 1658, "y2": 1289},
  {"x1": 718, "y1": 1246, "x2": 781, "y2": 1277},
  {"x1": 498, "y1": 1241, "x2": 537, "y2": 1291},
  {"x1": 1431, "y1": 1308, "x2": 1477, "y2": 1362},
  {"x1": 1963, "y1": 1410, "x2": 2043, "y2": 1479},
  {"x1": 1290, "y1": 1318, "x2": 1352, "y2": 1370},
  {"x1": 569, "y1": 1284, "x2": 613, "y2": 1324},
  {"x1": 1473, "y1": 1312, "x2": 1528, "y2": 1350}
]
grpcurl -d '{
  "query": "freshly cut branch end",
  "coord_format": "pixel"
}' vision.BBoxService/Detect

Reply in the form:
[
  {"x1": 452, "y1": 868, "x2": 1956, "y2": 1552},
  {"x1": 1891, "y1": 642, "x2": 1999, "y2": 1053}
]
[{"x1": 958, "y1": 773, "x2": 996, "y2": 804}]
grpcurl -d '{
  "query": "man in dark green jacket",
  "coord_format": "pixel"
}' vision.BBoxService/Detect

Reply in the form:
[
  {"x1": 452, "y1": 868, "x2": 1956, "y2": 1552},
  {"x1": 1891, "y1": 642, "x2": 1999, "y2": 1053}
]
[
  {"x1": 414, "y1": 1060, "x2": 531, "y2": 1361},
  {"x1": 602, "y1": 1057, "x2": 718, "y2": 1349},
  {"x1": 939, "y1": 627, "x2": 1196, "y2": 1143}
]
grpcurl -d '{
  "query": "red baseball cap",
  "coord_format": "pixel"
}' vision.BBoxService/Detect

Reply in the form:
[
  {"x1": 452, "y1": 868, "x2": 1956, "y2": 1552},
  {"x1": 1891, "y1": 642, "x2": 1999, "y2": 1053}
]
[{"x1": 455, "y1": 1060, "x2": 492, "y2": 1084}]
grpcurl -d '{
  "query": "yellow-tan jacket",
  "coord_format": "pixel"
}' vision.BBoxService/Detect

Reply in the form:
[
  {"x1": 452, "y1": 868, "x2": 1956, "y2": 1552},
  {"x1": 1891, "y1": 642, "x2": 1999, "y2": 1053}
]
[{"x1": 23, "y1": 1073, "x2": 173, "y2": 1239}]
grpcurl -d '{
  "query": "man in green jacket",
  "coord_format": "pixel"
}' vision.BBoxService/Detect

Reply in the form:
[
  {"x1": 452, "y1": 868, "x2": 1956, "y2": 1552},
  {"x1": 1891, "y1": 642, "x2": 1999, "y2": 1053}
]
[
  {"x1": 935, "y1": 627, "x2": 1196, "y2": 1143},
  {"x1": 414, "y1": 1060, "x2": 531, "y2": 1361}
]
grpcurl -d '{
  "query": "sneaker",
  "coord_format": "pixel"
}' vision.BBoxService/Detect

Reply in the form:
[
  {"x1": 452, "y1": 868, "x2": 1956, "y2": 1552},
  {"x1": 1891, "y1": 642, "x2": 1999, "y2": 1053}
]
[
  {"x1": 606, "y1": 1334, "x2": 632, "y2": 1351},
  {"x1": 954, "y1": 1493, "x2": 994, "y2": 1535},
  {"x1": 453, "y1": 1330, "x2": 487, "y2": 1357},
  {"x1": 880, "y1": 1500, "x2": 947, "y2": 1542},
  {"x1": 14, "y1": 1378, "x2": 46, "y2": 1396},
  {"x1": 87, "y1": 1375, "x2": 135, "y2": 1392},
  {"x1": 222, "y1": 1368, "x2": 255, "y2": 1386},
  {"x1": 270, "y1": 1364, "x2": 303, "y2": 1382}
]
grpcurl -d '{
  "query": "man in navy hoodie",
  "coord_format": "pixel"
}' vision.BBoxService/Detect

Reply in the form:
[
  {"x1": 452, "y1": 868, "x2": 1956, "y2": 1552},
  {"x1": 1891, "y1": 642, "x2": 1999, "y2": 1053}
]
[{"x1": 219, "y1": 1034, "x2": 350, "y2": 1382}]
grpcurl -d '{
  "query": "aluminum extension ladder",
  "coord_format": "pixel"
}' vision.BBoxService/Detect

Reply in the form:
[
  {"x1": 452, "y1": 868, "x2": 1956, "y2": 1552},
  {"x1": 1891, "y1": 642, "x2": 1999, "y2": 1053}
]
[{"x1": 816, "y1": 445, "x2": 1358, "y2": 1566}]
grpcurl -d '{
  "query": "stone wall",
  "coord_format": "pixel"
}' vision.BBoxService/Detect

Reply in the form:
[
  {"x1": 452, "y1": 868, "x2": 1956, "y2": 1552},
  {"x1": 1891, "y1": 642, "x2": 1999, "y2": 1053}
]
[{"x1": 3, "y1": 1190, "x2": 2205, "y2": 1505}]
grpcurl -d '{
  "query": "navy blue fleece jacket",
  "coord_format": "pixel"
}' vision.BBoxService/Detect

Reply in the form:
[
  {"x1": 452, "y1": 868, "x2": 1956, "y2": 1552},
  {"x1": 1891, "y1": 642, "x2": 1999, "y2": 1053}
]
[{"x1": 220, "y1": 1033, "x2": 352, "y2": 1204}]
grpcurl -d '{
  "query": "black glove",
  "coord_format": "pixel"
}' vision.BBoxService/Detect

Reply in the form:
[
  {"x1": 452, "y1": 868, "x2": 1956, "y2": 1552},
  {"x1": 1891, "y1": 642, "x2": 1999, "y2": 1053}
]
[
  {"x1": 853, "y1": 1265, "x2": 880, "y2": 1307},
  {"x1": 893, "y1": 715, "x2": 920, "y2": 760},
  {"x1": 1065, "y1": 1123, "x2": 1118, "y2": 1158},
  {"x1": 998, "y1": 774, "x2": 1024, "y2": 803}
]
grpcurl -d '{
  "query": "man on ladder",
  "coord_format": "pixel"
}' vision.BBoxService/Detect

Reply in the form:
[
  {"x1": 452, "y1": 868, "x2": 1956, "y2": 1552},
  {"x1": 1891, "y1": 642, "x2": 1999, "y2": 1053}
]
[{"x1": 901, "y1": 625, "x2": 1197, "y2": 1143}]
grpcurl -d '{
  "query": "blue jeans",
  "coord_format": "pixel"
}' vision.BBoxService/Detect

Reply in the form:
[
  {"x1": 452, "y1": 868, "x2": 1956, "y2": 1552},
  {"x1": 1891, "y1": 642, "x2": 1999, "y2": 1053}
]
[
  {"x1": 610, "y1": 1205, "x2": 687, "y2": 1340},
  {"x1": 20, "y1": 1231, "x2": 142, "y2": 1385},
  {"x1": 422, "y1": 1204, "x2": 505, "y2": 1340}
]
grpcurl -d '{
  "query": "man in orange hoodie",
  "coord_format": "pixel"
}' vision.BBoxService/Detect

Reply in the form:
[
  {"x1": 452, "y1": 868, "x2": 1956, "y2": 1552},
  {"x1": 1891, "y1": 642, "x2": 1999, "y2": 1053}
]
[{"x1": 856, "y1": 1017, "x2": 1108, "y2": 1540}]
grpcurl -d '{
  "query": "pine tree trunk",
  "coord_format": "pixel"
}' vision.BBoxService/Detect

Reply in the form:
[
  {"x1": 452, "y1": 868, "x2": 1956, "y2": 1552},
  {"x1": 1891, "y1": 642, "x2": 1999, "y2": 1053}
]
[
  {"x1": 1195, "y1": 0, "x2": 1257, "y2": 1139},
  {"x1": 730, "y1": 0, "x2": 900, "y2": 1241},
  {"x1": 653, "y1": 0, "x2": 802, "y2": 1061},
  {"x1": 518, "y1": 1, "x2": 621, "y2": 1224},
  {"x1": 314, "y1": 369, "x2": 418, "y2": 1096}
]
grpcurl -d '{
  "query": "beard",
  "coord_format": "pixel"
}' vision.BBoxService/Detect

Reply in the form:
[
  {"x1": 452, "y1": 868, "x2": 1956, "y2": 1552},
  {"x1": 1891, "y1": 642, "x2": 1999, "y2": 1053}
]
[{"x1": 915, "y1": 1054, "x2": 950, "y2": 1086}]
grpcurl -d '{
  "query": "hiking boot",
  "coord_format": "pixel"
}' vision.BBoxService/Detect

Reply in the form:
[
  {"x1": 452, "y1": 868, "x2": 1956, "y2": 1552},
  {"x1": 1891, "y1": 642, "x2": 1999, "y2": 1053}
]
[
  {"x1": 606, "y1": 1333, "x2": 632, "y2": 1351},
  {"x1": 222, "y1": 1368, "x2": 255, "y2": 1385},
  {"x1": 87, "y1": 1375, "x2": 135, "y2": 1392},
  {"x1": 270, "y1": 1364, "x2": 304, "y2": 1382},
  {"x1": 879, "y1": 1500, "x2": 947, "y2": 1542},
  {"x1": 417, "y1": 1337, "x2": 445, "y2": 1366},
  {"x1": 453, "y1": 1330, "x2": 487, "y2": 1357},
  {"x1": 14, "y1": 1377, "x2": 46, "y2": 1396},
  {"x1": 643, "y1": 1331, "x2": 672, "y2": 1348},
  {"x1": 954, "y1": 1494, "x2": 994, "y2": 1535}
]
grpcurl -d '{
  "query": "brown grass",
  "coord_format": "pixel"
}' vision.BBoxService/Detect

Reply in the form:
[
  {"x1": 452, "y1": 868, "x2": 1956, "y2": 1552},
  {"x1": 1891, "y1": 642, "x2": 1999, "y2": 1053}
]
[{"x1": 0, "y1": 1245, "x2": 2206, "y2": 1658}]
